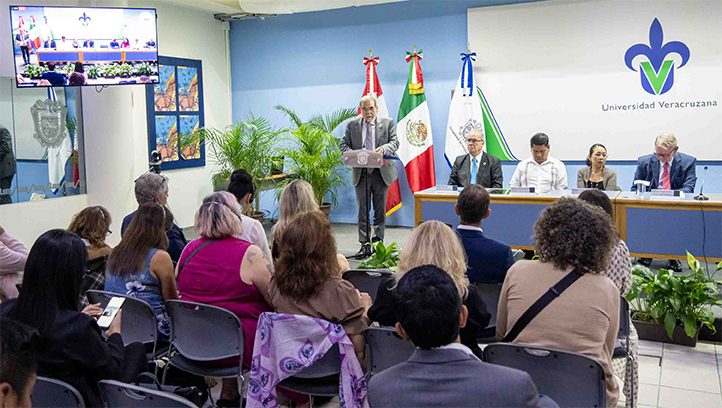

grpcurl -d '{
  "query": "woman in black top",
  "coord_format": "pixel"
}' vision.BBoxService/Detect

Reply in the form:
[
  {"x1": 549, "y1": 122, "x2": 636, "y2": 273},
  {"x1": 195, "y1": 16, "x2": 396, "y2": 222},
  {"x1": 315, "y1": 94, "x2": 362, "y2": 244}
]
[
  {"x1": 0, "y1": 229, "x2": 146, "y2": 407},
  {"x1": 577, "y1": 143, "x2": 618, "y2": 191}
]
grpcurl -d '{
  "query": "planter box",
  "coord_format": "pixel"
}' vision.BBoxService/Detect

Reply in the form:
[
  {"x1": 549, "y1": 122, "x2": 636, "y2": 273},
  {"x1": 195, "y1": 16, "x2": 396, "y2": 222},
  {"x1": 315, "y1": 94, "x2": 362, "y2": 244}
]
[{"x1": 633, "y1": 319, "x2": 699, "y2": 347}]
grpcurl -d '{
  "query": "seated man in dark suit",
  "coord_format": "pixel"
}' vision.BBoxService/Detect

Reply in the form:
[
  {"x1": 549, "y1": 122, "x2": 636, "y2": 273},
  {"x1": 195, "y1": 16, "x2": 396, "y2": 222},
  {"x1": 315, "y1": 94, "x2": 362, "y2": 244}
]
[
  {"x1": 83, "y1": 39, "x2": 94, "y2": 48},
  {"x1": 43, "y1": 36, "x2": 56, "y2": 49},
  {"x1": 456, "y1": 184, "x2": 514, "y2": 283},
  {"x1": 109, "y1": 39, "x2": 119, "y2": 49},
  {"x1": 632, "y1": 132, "x2": 696, "y2": 271},
  {"x1": 121, "y1": 173, "x2": 187, "y2": 263},
  {"x1": 448, "y1": 130, "x2": 503, "y2": 188},
  {"x1": 368, "y1": 264, "x2": 556, "y2": 408},
  {"x1": 40, "y1": 63, "x2": 66, "y2": 86}
]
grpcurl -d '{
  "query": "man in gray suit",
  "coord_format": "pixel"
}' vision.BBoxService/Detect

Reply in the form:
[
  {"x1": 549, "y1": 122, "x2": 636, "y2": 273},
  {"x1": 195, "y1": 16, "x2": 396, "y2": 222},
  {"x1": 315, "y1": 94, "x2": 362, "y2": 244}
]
[
  {"x1": 340, "y1": 95, "x2": 399, "y2": 258},
  {"x1": 368, "y1": 264, "x2": 557, "y2": 408},
  {"x1": 0, "y1": 124, "x2": 17, "y2": 205},
  {"x1": 448, "y1": 130, "x2": 503, "y2": 188}
]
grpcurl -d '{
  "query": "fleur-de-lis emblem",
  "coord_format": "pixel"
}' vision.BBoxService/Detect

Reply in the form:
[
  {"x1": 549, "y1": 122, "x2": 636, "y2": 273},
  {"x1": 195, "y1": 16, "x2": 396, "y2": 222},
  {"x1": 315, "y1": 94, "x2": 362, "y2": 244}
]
[
  {"x1": 79, "y1": 12, "x2": 91, "y2": 27},
  {"x1": 624, "y1": 18, "x2": 690, "y2": 95}
]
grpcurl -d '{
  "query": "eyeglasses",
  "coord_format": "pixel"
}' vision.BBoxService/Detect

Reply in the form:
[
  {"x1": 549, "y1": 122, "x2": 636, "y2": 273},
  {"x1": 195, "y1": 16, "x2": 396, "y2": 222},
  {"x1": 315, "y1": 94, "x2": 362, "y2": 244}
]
[
  {"x1": 655, "y1": 151, "x2": 673, "y2": 159},
  {"x1": 466, "y1": 139, "x2": 483, "y2": 144}
]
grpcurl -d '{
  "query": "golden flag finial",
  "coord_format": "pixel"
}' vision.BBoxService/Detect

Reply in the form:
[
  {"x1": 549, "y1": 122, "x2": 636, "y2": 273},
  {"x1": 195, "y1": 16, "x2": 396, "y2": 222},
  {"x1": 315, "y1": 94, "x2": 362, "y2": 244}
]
[
  {"x1": 468, "y1": 43, "x2": 471, "y2": 53},
  {"x1": 369, "y1": 48, "x2": 373, "y2": 58},
  {"x1": 413, "y1": 43, "x2": 417, "y2": 54}
]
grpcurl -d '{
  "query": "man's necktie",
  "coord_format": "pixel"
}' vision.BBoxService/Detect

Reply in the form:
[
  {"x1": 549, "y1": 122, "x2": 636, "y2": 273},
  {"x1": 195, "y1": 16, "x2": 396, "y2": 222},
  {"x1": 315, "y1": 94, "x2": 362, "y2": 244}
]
[
  {"x1": 471, "y1": 157, "x2": 478, "y2": 184},
  {"x1": 662, "y1": 162, "x2": 671, "y2": 190},
  {"x1": 364, "y1": 122, "x2": 374, "y2": 151}
]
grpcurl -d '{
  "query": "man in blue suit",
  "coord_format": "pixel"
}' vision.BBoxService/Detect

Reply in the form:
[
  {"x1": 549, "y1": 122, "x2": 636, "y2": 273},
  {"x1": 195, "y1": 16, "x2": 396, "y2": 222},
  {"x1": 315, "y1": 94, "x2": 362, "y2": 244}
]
[
  {"x1": 455, "y1": 184, "x2": 514, "y2": 284},
  {"x1": 632, "y1": 133, "x2": 696, "y2": 271}
]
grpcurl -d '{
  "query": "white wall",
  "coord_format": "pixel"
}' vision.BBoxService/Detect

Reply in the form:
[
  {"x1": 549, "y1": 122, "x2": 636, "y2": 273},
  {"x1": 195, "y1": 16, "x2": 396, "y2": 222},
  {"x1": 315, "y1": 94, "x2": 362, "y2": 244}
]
[{"x1": 0, "y1": 0, "x2": 230, "y2": 248}]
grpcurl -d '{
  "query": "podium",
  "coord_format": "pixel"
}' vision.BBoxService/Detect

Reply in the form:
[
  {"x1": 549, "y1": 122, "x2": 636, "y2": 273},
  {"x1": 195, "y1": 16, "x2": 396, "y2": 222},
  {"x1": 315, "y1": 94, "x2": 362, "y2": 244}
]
[{"x1": 343, "y1": 150, "x2": 385, "y2": 259}]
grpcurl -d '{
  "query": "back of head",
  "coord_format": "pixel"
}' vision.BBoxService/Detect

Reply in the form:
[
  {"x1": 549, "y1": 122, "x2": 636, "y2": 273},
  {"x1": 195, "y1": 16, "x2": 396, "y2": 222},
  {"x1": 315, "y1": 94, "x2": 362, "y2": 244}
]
[
  {"x1": 530, "y1": 132, "x2": 549, "y2": 147},
  {"x1": 67, "y1": 206, "x2": 112, "y2": 248},
  {"x1": 394, "y1": 265, "x2": 462, "y2": 349},
  {"x1": 578, "y1": 190, "x2": 613, "y2": 218},
  {"x1": 534, "y1": 197, "x2": 616, "y2": 274},
  {"x1": 195, "y1": 191, "x2": 243, "y2": 239},
  {"x1": 274, "y1": 179, "x2": 319, "y2": 238},
  {"x1": 274, "y1": 211, "x2": 337, "y2": 301},
  {"x1": 134, "y1": 173, "x2": 168, "y2": 205},
  {"x1": 68, "y1": 72, "x2": 85, "y2": 86},
  {"x1": 0, "y1": 317, "x2": 39, "y2": 404},
  {"x1": 73, "y1": 61, "x2": 84, "y2": 73},
  {"x1": 399, "y1": 220, "x2": 469, "y2": 298},
  {"x1": 227, "y1": 168, "x2": 254, "y2": 203},
  {"x1": 457, "y1": 184, "x2": 489, "y2": 225},
  {"x1": 10, "y1": 229, "x2": 87, "y2": 335},
  {"x1": 108, "y1": 203, "x2": 168, "y2": 277}
]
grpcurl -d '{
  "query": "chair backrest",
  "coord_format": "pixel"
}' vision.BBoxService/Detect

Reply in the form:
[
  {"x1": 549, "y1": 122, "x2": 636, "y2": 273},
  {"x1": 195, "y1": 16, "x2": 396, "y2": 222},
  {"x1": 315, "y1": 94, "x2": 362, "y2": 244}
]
[
  {"x1": 473, "y1": 283, "x2": 503, "y2": 329},
  {"x1": 364, "y1": 326, "x2": 415, "y2": 376},
  {"x1": 342, "y1": 269, "x2": 394, "y2": 302},
  {"x1": 618, "y1": 296, "x2": 630, "y2": 338},
  {"x1": 98, "y1": 380, "x2": 198, "y2": 408},
  {"x1": 483, "y1": 343, "x2": 606, "y2": 408},
  {"x1": 291, "y1": 343, "x2": 342, "y2": 379},
  {"x1": 165, "y1": 299, "x2": 243, "y2": 361},
  {"x1": 31, "y1": 376, "x2": 85, "y2": 408},
  {"x1": 86, "y1": 290, "x2": 157, "y2": 345}
]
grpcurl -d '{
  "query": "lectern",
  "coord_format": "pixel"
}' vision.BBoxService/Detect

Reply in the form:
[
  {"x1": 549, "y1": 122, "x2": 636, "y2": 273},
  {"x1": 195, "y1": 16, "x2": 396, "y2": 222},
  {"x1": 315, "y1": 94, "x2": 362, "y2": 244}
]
[{"x1": 343, "y1": 150, "x2": 384, "y2": 259}]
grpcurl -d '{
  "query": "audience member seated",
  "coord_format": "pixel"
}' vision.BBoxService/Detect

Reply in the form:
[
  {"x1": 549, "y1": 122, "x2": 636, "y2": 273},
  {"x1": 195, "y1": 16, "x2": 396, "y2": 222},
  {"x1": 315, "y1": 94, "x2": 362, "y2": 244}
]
[
  {"x1": 227, "y1": 169, "x2": 272, "y2": 266},
  {"x1": 67, "y1": 206, "x2": 113, "y2": 309},
  {"x1": 509, "y1": 132, "x2": 567, "y2": 193},
  {"x1": 579, "y1": 189, "x2": 637, "y2": 408},
  {"x1": 106, "y1": 203, "x2": 179, "y2": 342},
  {"x1": 0, "y1": 226, "x2": 28, "y2": 299},
  {"x1": 0, "y1": 317, "x2": 39, "y2": 408},
  {"x1": 447, "y1": 130, "x2": 503, "y2": 188},
  {"x1": 0, "y1": 229, "x2": 147, "y2": 408},
  {"x1": 368, "y1": 265, "x2": 556, "y2": 408},
  {"x1": 269, "y1": 211, "x2": 371, "y2": 365},
  {"x1": 496, "y1": 198, "x2": 620, "y2": 407},
  {"x1": 577, "y1": 144, "x2": 617, "y2": 190},
  {"x1": 122, "y1": 173, "x2": 187, "y2": 263},
  {"x1": 40, "y1": 64, "x2": 66, "y2": 86},
  {"x1": 369, "y1": 220, "x2": 490, "y2": 359},
  {"x1": 177, "y1": 191, "x2": 273, "y2": 407},
  {"x1": 455, "y1": 185, "x2": 514, "y2": 284},
  {"x1": 68, "y1": 72, "x2": 85, "y2": 86}
]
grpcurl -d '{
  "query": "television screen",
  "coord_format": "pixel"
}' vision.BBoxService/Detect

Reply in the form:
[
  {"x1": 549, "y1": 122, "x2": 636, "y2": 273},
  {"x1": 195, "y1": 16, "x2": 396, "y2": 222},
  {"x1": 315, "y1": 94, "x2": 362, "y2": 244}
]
[{"x1": 9, "y1": 6, "x2": 159, "y2": 87}]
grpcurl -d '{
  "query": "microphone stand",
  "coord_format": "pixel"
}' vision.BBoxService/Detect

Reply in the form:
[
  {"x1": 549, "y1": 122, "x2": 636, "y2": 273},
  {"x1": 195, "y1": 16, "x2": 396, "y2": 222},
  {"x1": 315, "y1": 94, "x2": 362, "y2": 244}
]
[{"x1": 694, "y1": 166, "x2": 709, "y2": 201}]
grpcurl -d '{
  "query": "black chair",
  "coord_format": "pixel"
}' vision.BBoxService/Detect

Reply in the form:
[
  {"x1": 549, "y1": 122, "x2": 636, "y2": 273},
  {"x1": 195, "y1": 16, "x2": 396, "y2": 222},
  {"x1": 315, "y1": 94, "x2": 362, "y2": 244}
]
[
  {"x1": 98, "y1": 380, "x2": 198, "y2": 408},
  {"x1": 474, "y1": 282, "x2": 503, "y2": 342},
  {"x1": 364, "y1": 326, "x2": 415, "y2": 376},
  {"x1": 342, "y1": 269, "x2": 394, "y2": 302},
  {"x1": 613, "y1": 296, "x2": 634, "y2": 406},
  {"x1": 277, "y1": 343, "x2": 342, "y2": 400},
  {"x1": 483, "y1": 343, "x2": 606, "y2": 407},
  {"x1": 31, "y1": 376, "x2": 85, "y2": 408}
]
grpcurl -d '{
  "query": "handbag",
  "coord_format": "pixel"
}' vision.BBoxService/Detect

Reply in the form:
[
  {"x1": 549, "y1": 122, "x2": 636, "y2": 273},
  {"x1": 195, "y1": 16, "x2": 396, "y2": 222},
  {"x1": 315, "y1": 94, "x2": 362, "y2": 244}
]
[{"x1": 502, "y1": 268, "x2": 582, "y2": 343}]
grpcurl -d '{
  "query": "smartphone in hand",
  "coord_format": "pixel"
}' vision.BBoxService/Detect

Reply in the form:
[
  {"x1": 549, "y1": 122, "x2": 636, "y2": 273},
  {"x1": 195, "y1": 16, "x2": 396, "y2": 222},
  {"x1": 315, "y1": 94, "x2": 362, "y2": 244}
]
[{"x1": 97, "y1": 297, "x2": 125, "y2": 330}]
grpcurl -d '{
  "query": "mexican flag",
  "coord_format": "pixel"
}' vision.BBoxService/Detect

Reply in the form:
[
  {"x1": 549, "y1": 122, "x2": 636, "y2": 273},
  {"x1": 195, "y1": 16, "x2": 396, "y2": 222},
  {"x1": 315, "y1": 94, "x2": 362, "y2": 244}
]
[
  {"x1": 359, "y1": 54, "x2": 402, "y2": 216},
  {"x1": 445, "y1": 52, "x2": 516, "y2": 165},
  {"x1": 28, "y1": 16, "x2": 41, "y2": 50},
  {"x1": 396, "y1": 49, "x2": 436, "y2": 193}
]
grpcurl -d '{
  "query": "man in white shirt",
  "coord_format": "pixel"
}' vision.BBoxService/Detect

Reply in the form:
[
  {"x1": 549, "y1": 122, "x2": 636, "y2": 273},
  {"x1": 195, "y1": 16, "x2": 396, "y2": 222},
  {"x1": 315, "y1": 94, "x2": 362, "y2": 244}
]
[{"x1": 509, "y1": 133, "x2": 567, "y2": 193}]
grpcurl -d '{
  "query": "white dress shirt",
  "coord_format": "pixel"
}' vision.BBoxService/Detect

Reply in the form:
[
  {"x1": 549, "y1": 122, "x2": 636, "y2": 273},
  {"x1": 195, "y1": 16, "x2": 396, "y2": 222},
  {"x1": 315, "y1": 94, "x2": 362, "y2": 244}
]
[
  {"x1": 509, "y1": 156, "x2": 568, "y2": 193},
  {"x1": 456, "y1": 225, "x2": 483, "y2": 233},
  {"x1": 238, "y1": 214, "x2": 273, "y2": 271}
]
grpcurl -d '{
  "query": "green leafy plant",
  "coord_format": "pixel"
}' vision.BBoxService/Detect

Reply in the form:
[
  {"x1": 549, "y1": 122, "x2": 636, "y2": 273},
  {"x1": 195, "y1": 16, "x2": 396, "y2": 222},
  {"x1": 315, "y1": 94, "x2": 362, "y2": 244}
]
[
  {"x1": 23, "y1": 64, "x2": 47, "y2": 79},
  {"x1": 274, "y1": 105, "x2": 357, "y2": 206},
  {"x1": 118, "y1": 63, "x2": 134, "y2": 77},
  {"x1": 627, "y1": 252, "x2": 722, "y2": 339},
  {"x1": 358, "y1": 241, "x2": 401, "y2": 271},
  {"x1": 63, "y1": 64, "x2": 74, "y2": 76},
  {"x1": 101, "y1": 63, "x2": 119, "y2": 77},
  {"x1": 86, "y1": 65, "x2": 100, "y2": 79},
  {"x1": 134, "y1": 62, "x2": 153, "y2": 75}
]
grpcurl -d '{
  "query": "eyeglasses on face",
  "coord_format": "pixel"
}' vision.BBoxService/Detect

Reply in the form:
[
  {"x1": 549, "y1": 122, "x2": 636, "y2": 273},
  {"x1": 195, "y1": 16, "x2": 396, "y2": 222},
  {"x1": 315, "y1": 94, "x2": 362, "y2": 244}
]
[{"x1": 466, "y1": 139, "x2": 483, "y2": 144}]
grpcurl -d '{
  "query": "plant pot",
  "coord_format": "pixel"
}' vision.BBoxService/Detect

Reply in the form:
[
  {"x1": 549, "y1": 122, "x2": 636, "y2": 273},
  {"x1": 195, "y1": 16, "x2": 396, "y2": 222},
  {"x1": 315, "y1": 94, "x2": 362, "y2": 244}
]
[
  {"x1": 251, "y1": 211, "x2": 264, "y2": 223},
  {"x1": 320, "y1": 203, "x2": 331, "y2": 217},
  {"x1": 633, "y1": 319, "x2": 700, "y2": 347}
]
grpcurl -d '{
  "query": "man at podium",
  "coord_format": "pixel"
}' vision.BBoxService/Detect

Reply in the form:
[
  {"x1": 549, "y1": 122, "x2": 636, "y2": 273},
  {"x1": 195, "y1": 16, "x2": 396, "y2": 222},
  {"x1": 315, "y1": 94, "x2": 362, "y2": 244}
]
[{"x1": 340, "y1": 95, "x2": 399, "y2": 258}]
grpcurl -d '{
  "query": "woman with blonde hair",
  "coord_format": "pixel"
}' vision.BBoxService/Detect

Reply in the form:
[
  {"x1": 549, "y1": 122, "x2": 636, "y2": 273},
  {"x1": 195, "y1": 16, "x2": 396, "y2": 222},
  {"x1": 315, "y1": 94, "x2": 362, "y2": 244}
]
[
  {"x1": 368, "y1": 220, "x2": 490, "y2": 358},
  {"x1": 68, "y1": 206, "x2": 112, "y2": 309}
]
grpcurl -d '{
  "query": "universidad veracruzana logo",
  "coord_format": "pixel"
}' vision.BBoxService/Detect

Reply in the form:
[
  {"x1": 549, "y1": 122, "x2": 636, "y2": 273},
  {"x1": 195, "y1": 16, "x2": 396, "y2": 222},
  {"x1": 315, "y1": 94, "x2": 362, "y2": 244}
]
[{"x1": 624, "y1": 18, "x2": 690, "y2": 96}]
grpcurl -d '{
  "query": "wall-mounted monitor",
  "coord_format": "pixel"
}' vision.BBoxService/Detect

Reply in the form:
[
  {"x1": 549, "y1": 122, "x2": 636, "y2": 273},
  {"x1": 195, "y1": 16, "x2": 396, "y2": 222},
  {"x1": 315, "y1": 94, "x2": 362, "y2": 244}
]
[{"x1": 9, "y1": 6, "x2": 159, "y2": 87}]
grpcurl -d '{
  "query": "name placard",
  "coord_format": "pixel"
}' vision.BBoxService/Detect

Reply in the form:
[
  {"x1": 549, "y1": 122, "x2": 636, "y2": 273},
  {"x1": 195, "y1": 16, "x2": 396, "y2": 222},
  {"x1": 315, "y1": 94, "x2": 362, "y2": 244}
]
[
  {"x1": 651, "y1": 189, "x2": 684, "y2": 199},
  {"x1": 571, "y1": 188, "x2": 592, "y2": 196},
  {"x1": 511, "y1": 187, "x2": 535, "y2": 194},
  {"x1": 436, "y1": 185, "x2": 455, "y2": 192}
]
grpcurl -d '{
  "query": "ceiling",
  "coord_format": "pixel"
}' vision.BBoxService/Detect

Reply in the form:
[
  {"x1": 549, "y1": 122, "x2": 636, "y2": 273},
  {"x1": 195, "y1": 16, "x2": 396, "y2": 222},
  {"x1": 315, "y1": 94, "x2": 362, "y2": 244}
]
[{"x1": 154, "y1": 0, "x2": 405, "y2": 16}]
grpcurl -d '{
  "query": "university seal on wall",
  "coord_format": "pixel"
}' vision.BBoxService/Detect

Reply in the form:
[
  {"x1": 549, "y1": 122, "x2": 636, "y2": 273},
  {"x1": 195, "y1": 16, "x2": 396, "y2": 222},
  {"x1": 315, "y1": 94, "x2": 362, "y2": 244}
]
[
  {"x1": 406, "y1": 120, "x2": 428, "y2": 147},
  {"x1": 30, "y1": 99, "x2": 68, "y2": 148}
]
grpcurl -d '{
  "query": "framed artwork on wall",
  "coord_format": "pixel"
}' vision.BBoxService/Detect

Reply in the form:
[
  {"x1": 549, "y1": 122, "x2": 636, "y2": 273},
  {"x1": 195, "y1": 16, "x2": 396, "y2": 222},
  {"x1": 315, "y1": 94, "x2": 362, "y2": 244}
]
[{"x1": 145, "y1": 56, "x2": 205, "y2": 170}]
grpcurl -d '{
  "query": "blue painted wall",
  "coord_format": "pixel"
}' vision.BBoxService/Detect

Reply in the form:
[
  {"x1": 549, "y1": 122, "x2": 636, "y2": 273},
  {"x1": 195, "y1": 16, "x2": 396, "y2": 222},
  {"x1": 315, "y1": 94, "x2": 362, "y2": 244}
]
[{"x1": 229, "y1": 0, "x2": 721, "y2": 228}]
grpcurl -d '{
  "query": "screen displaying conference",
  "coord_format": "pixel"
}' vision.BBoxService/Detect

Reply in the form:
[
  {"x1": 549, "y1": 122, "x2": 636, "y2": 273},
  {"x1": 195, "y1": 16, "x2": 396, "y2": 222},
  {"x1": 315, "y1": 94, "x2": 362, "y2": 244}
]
[{"x1": 10, "y1": 6, "x2": 159, "y2": 87}]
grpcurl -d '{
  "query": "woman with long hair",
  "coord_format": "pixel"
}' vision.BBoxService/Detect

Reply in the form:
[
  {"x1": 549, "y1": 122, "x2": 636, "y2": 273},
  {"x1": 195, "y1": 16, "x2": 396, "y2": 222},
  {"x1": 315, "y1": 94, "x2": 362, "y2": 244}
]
[
  {"x1": 0, "y1": 229, "x2": 146, "y2": 407},
  {"x1": 68, "y1": 206, "x2": 112, "y2": 309},
  {"x1": 105, "y1": 203, "x2": 179, "y2": 341}
]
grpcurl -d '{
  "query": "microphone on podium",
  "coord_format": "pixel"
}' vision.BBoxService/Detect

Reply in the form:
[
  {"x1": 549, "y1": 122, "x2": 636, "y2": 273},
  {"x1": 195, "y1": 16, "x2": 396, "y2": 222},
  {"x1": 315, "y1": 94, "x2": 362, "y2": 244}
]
[{"x1": 694, "y1": 166, "x2": 709, "y2": 201}]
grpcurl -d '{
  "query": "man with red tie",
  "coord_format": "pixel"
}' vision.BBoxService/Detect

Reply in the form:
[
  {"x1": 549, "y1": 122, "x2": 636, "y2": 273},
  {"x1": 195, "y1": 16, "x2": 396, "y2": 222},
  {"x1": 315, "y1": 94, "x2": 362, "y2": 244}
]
[{"x1": 632, "y1": 132, "x2": 697, "y2": 271}]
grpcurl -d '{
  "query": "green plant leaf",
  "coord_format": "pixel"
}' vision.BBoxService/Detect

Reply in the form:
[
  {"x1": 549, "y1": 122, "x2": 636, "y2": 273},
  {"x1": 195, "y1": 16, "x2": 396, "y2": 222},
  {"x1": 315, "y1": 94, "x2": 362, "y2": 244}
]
[
  {"x1": 687, "y1": 251, "x2": 700, "y2": 272},
  {"x1": 664, "y1": 313, "x2": 677, "y2": 339},
  {"x1": 680, "y1": 315, "x2": 697, "y2": 338},
  {"x1": 669, "y1": 297, "x2": 681, "y2": 312}
]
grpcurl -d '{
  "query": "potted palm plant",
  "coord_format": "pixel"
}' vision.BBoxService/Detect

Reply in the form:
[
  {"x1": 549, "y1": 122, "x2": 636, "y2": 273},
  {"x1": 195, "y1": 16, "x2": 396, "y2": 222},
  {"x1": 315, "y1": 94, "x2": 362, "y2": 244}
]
[
  {"x1": 199, "y1": 114, "x2": 282, "y2": 219},
  {"x1": 274, "y1": 105, "x2": 357, "y2": 214}
]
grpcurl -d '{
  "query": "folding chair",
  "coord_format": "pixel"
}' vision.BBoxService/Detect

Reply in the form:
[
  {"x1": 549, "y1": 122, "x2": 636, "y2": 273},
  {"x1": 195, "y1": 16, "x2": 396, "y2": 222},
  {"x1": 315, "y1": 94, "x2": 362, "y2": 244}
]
[
  {"x1": 364, "y1": 326, "x2": 415, "y2": 376},
  {"x1": 613, "y1": 296, "x2": 634, "y2": 406},
  {"x1": 473, "y1": 282, "x2": 503, "y2": 342},
  {"x1": 342, "y1": 269, "x2": 394, "y2": 302},
  {"x1": 31, "y1": 376, "x2": 85, "y2": 408},
  {"x1": 277, "y1": 343, "x2": 342, "y2": 401},
  {"x1": 163, "y1": 300, "x2": 244, "y2": 405},
  {"x1": 98, "y1": 379, "x2": 198, "y2": 408},
  {"x1": 484, "y1": 343, "x2": 606, "y2": 407}
]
